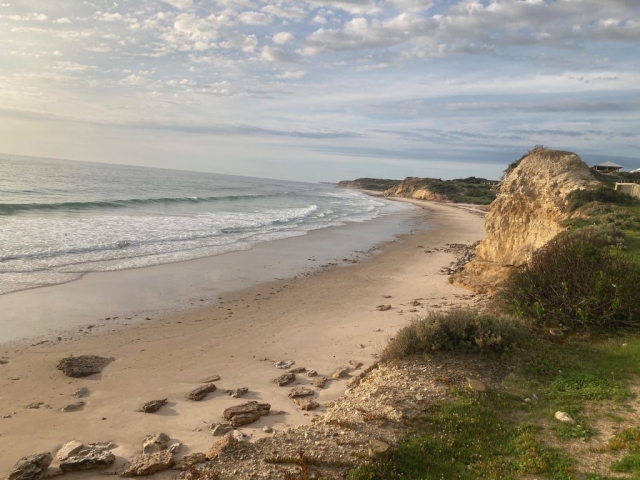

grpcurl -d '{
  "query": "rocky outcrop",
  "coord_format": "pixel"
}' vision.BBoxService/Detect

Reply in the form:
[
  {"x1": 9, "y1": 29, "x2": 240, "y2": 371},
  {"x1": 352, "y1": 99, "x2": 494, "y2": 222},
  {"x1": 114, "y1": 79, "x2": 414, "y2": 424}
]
[
  {"x1": 59, "y1": 449, "x2": 115, "y2": 472},
  {"x1": 118, "y1": 451, "x2": 174, "y2": 477},
  {"x1": 8, "y1": 453, "x2": 52, "y2": 480},
  {"x1": 223, "y1": 402, "x2": 271, "y2": 427},
  {"x1": 383, "y1": 178, "x2": 449, "y2": 202},
  {"x1": 452, "y1": 149, "x2": 600, "y2": 292}
]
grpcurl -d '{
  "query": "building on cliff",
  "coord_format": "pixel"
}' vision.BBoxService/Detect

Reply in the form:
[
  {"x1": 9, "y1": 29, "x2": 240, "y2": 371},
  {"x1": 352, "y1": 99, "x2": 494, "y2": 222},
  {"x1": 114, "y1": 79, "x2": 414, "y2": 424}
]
[{"x1": 591, "y1": 161, "x2": 623, "y2": 173}]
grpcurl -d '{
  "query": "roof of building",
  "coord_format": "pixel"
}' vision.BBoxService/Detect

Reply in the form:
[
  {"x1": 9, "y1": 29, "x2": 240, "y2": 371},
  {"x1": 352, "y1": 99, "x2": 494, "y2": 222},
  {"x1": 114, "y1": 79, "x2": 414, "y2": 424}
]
[{"x1": 593, "y1": 161, "x2": 623, "y2": 168}]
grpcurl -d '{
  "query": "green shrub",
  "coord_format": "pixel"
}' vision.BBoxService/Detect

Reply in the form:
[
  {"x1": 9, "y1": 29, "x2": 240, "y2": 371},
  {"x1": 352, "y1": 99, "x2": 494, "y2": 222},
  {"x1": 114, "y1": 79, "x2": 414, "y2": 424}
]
[
  {"x1": 567, "y1": 187, "x2": 639, "y2": 212},
  {"x1": 499, "y1": 229, "x2": 640, "y2": 331},
  {"x1": 380, "y1": 309, "x2": 529, "y2": 361}
]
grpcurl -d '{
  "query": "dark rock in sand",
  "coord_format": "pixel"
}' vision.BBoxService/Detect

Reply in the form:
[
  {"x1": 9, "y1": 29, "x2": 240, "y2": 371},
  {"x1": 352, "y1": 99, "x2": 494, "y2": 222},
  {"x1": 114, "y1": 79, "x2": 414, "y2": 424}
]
[
  {"x1": 376, "y1": 304, "x2": 391, "y2": 311},
  {"x1": 8, "y1": 452, "x2": 52, "y2": 480},
  {"x1": 229, "y1": 411, "x2": 261, "y2": 427},
  {"x1": 288, "y1": 367, "x2": 306, "y2": 374},
  {"x1": 313, "y1": 376, "x2": 329, "y2": 388},
  {"x1": 139, "y1": 399, "x2": 167, "y2": 413},
  {"x1": 201, "y1": 375, "x2": 221, "y2": 383},
  {"x1": 223, "y1": 401, "x2": 270, "y2": 422},
  {"x1": 227, "y1": 388, "x2": 248, "y2": 398},
  {"x1": 288, "y1": 387, "x2": 315, "y2": 399},
  {"x1": 74, "y1": 387, "x2": 90, "y2": 398},
  {"x1": 273, "y1": 372, "x2": 295, "y2": 386},
  {"x1": 57, "y1": 356, "x2": 114, "y2": 378},
  {"x1": 187, "y1": 383, "x2": 217, "y2": 401},
  {"x1": 118, "y1": 451, "x2": 174, "y2": 477},
  {"x1": 59, "y1": 449, "x2": 115, "y2": 472},
  {"x1": 61, "y1": 402, "x2": 85, "y2": 412},
  {"x1": 331, "y1": 367, "x2": 350, "y2": 379},
  {"x1": 0, "y1": 359, "x2": 8, "y2": 365},
  {"x1": 294, "y1": 398, "x2": 320, "y2": 411},
  {"x1": 25, "y1": 403, "x2": 44, "y2": 410}
]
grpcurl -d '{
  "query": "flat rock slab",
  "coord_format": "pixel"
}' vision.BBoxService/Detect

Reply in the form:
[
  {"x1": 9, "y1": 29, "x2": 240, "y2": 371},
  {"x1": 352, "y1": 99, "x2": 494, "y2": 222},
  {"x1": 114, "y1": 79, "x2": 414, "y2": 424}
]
[
  {"x1": 142, "y1": 433, "x2": 170, "y2": 454},
  {"x1": 223, "y1": 401, "x2": 271, "y2": 421},
  {"x1": 201, "y1": 375, "x2": 221, "y2": 383},
  {"x1": 57, "y1": 356, "x2": 114, "y2": 378},
  {"x1": 187, "y1": 383, "x2": 216, "y2": 401},
  {"x1": 61, "y1": 402, "x2": 85, "y2": 412},
  {"x1": 273, "y1": 373, "x2": 295, "y2": 386},
  {"x1": 274, "y1": 360, "x2": 295, "y2": 369},
  {"x1": 288, "y1": 387, "x2": 315, "y2": 399},
  {"x1": 210, "y1": 422, "x2": 234, "y2": 436},
  {"x1": 57, "y1": 441, "x2": 84, "y2": 461},
  {"x1": 139, "y1": 399, "x2": 167, "y2": 413},
  {"x1": 59, "y1": 449, "x2": 115, "y2": 472},
  {"x1": 174, "y1": 452, "x2": 207, "y2": 471},
  {"x1": 9, "y1": 452, "x2": 52, "y2": 480},
  {"x1": 118, "y1": 451, "x2": 174, "y2": 477},
  {"x1": 230, "y1": 411, "x2": 261, "y2": 427}
]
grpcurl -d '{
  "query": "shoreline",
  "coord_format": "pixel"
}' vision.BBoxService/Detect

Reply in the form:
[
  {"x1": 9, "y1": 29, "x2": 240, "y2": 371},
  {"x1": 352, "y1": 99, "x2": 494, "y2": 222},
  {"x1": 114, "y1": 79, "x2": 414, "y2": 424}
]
[{"x1": 0, "y1": 199, "x2": 486, "y2": 478}]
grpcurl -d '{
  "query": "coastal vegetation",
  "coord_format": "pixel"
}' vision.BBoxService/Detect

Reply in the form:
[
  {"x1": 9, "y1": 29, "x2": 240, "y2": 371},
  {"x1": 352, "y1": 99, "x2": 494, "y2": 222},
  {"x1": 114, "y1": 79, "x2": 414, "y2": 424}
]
[{"x1": 348, "y1": 152, "x2": 640, "y2": 480}]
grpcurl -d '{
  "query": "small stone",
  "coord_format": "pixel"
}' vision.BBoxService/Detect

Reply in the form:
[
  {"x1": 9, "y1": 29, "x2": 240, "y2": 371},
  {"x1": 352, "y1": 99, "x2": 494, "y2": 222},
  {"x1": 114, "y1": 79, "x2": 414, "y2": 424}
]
[
  {"x1": 330, "y1": 367, "x2": 350, "y2": 380},
  {"x1": 118, "y1": 451, "x2": 174, "y2": 477},
  {"x1": 210, "y1": 422, "x2": 234, "y2": 436},
  {"x1": 142, "y1": 433, "x2": 170, "y2": 454},
  {"x1": 548, "y1": 328, "x2": 564, "y2": 339},
  {"x1": 288, "y1": 387, "x2": 315, "y2": 399},
  {"x1": 229, "y1": 412, "x2": 260, "y2": 427},
  {"x1": 56, "y1": 441, "x2": 84, "y2": 461},
  {"x1": 8, "y1": 452, "x2": 52, "y2": 480},
  {"x1": 467, "y1": 380, "x2": 487, "y2": 392},
  {"x1": 288, "y1": 367, "x2": 306, "y2": 374},
  {"x1": 223, "y1": 401, "x2": 271, "y2": 423},
  {"x1": 293, "y1": 398, "x2": 320, "y2": 411},
  {"x1": 187, "y1": 383, "x2": 217, "y2": 401},
  {"x1": 227, "y1": 388, "x2": 249, "y2": 398},
  {"x1": 57, "y1": 356, "x2": 114, "y2": 378},
  {"x1": 139, "y1": 399, "x2": 167, "y2": 413},
  {"x1": 349, "y1": 360, "x2": 363, "y2": 369},
  {"x1": 262, "y1": 426, "x2": 273, "y2": 433},
  {"x1": 86, "y1": 442, "x2": 116, "y2": 450},
  {"x1": 273, "y1": 373, "x2": 295, "y2": 386},
  {"x1": 376, "y1": 305, "x2": 391, "y2": 311},
  {"x1": 61, "y1": 402, "x2": 85, "y2": 412},
  {"x1": 59, "y1": 449, "x2": 115, "y2": 472},
  {"x1": 274, "y1": 360, "x2": 295, "y2": 369},
  {"x1": 555, "y1": 411, "x2": 574, "y2": 424},
  {"x1": 368, "y1": 440, "x2": 389, "y2": 458},
  {"x1": 25, "y1": 402, "x2": 44, "y2": 410},
  {"x1": 313, "y1": 376, "x2": 329, "y2": 389},
  {"x1": 74, "y1": 387, "x2": 90, "y2": 398},
  {"x1": 168, "y1": 443, "x2": 181, "y2": 454},
  {"x1": 306, "y1": 370, "x2": 318, "y2": 377},
  {"x1": 201, "y1": 375, "x2": 221, "y2": 383}
]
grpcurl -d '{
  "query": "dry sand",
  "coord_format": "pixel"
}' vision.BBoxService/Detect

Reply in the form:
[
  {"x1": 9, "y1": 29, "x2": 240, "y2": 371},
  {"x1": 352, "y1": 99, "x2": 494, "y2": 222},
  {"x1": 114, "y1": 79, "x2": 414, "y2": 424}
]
[{"x1": 0, "y1": 199, "x2": 485, "y2": 477}]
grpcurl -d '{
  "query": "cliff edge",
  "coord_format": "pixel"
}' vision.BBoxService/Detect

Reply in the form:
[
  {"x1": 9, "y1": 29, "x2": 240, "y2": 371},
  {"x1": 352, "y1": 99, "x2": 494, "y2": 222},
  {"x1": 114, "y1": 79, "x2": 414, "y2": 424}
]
[{"x1": 452, "y1": 149, "x2": 601, "y2": 292}]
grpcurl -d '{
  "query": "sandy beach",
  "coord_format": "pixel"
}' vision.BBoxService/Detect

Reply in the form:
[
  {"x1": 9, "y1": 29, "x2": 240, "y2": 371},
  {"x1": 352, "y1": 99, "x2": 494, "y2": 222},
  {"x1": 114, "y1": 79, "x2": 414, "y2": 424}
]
[{"x1": 0, "y1": 199, "x2": 485, "y2": 478}]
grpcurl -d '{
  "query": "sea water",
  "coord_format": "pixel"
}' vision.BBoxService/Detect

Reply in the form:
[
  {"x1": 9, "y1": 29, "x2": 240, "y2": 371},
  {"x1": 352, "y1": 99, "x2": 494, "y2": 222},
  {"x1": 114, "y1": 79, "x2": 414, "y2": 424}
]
[{"x1": 0, "y1": 154, "x2": 410, "y2": 295}]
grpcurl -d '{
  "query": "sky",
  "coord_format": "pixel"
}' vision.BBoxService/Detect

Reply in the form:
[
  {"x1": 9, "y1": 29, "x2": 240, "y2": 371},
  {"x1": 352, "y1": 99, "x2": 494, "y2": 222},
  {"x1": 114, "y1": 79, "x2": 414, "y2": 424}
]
[{"x1": 0, "y1": 0, "x2": 639, "y2": 182}]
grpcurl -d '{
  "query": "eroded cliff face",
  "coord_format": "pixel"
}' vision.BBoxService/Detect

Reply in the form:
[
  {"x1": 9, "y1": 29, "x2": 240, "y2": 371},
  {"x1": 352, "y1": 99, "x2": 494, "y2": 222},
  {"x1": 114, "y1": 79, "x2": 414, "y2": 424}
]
[
  {"x1": 383, "y1": 178, "x2": 448, "y2": 202},
  {"x1": 452, "y1": 149, "x2": 600, "y2": 292}
]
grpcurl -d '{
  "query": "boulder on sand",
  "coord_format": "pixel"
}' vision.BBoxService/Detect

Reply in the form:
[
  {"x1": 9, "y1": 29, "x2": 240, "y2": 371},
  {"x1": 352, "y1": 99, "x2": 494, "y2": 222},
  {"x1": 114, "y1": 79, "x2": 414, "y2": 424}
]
[
  {"x1": 138, "y1": 399, "x2": 167, "y2": 413},
  {"x1": 187, "y1": 384, "x2": 217, "y2": 401},
  {"x1": 59, "y1": 449, "x2": 116, "y2": 472},
  {"x1": 8, "y1": 452, "x2": 52, "y2": 480},
  {"x1": 57, "y1": 356, "x2": 114, "y2": 378},
  {"x1": 118, "y1": 451, "x2": 174, "y2": 477}
]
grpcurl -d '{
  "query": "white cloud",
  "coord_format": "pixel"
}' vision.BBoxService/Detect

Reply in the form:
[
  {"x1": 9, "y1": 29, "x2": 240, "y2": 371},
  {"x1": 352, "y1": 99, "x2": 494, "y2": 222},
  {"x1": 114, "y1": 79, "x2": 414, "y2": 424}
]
[
  {"x1": 163, "y1": 0, "x2": 194, "y2": 10},
  {"x1": 276, "y1": 70, "x2": 306, "y2": 78},
  {"x1": 119, "y1": 74, "x2": 149, "y2": 86},
  {"x1": 273, "y1": 31, "x2": 294, "y2": 44},
  {"x1": 237, "y1": 11, "x2": 272, "y2": 25},
  {"x1": 54, "y1": 17, "x2": 72, "y2": 24},
  {"x1": 99, "y1": 12, "x2": 124, "y2": 22}
]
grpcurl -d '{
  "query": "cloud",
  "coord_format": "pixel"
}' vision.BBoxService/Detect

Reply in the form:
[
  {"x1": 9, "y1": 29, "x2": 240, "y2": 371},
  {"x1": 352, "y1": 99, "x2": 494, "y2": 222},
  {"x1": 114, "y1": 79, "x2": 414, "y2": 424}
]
[
  {"x1": 163, "y1": 0, "x2": 194, "y2": 10},
  {"x1": 273, "y1": 31, "x2": 294, "y2": 44},
  {"x1": 276, "y1": 69, "x2": 306, "y2": 78},
  {"x1": 236, "y1": 11, "x2": 272, "y2": 25},
  {"x1": 260, "y1": 45, "x2": 301, "y2": 62},
  {"x1": 119, "y1": 74, "x2": 149, "y2": 86}
]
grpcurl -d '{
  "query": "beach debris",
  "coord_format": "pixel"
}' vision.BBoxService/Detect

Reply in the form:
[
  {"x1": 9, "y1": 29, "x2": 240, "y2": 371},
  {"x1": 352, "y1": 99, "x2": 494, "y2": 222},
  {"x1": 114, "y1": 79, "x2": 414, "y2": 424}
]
[
  {"x1": 349, "y1": 360, "x2": 364, "y2": 369},
  {"x1": 174, "y1": 452, "x2": 207, "y2": 471},
  {"x1": 187, "y1": 383, "x2": 217, "y2": 401},
  {"x1": 59, "y1": 449, "x2": 116, "y2": 472},
  {"x1": 8, "y1": 452, "x2": 52, "y2": 480},
  {"x1": 294, "y1": 398, "x2": 320, "y2": 411},
  {"x1": 25, "y1": 402, "x2": 45, "y2": 410},
  {"x1": 306, "y1": 369, "x2": 318, "y2": 377},
  {"x1": 118, "y1": 451, "x2": 174, "y2": 477},
  {"x1": 74, "y1": 387, "x2": 90, "y2": 398},
  {"x1": 262, "y1": 426, "x2": 273, "y2": 433},
  {"x1": 313, "y1": 376, "x2": 329, "y2": 389},
  {"x1": 210, "y1": 422, "x2": 234, "y2": 436},
  {"x1": 142, "y1": 433, "x2": 170, "y2": 454},
  {"x1": 376, "y1": 305, "x2": 391, "y2": 311},
  {"x1": 331, "y1": 367, "x2": 350, "y2": 379},
  {"x1": 201, "y1": 375, "x2": 221, "y2": 383},
  {"x1": 226, "y1": 388, "x2": 249, "y2": 398},
  {"x1": 273, "y1": 372, "x2": 296, "y2": 386},
  {"x1": 555, "y1": 411, "x2": 575, "y2": 424},
  {"x1": 274, "y1": 360, "x2": 295, "y2": 369},
  {"x1": 168, "y1": 443, "x2": 181, "y2": 454},
  {"x1": 56, "y1": 441, "x2": 84, "y2": 461},
  {"x1": 223, "y1": 401, "x2": 271, "y2": 427},
  {"x1": 57, "y1": 355, "x2": 114, "y2": 378},
  {"x1": 139, "y1": 399, "x2": 167, "y2": 413},
  {"x1": 288, "y1": 387, "x2": 315, "y2": 399},
  {"x1": 61, "y1": 402, "x2": 85, "y2": 412},
  {"x1": 288, "y1": 367, "x2": 306, "y2": 374}
]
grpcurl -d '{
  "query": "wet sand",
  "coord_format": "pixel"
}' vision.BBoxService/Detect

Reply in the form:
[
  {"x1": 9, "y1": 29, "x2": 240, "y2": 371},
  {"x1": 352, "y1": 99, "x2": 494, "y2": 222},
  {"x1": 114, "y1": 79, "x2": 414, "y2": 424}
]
[{"x1": 0, "y1": 200, "x2": 485, "y2": 477}]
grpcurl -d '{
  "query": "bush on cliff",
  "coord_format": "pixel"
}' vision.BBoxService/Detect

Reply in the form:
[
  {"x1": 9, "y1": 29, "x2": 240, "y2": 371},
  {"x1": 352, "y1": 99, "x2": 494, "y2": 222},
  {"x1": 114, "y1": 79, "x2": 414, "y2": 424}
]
[
  {"x1": 567, "y1": 187, "x2": 639, "y2": 212},
  {"x1": 499, "y1": 229, "x2": 640, "y2": 332},
  {"x1": 381, "y1": 309, "x2": 528, "y2": 361}
]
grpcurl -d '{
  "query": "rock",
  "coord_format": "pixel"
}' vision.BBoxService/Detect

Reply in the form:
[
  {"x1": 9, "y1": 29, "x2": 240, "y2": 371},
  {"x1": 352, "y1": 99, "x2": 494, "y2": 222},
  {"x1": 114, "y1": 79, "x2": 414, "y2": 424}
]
[
  {"x1": 57, "y1": 356, "x2": 114, "y2": 378},
  {"x1": 548, "y1": 328, "x2": 564, "y2": 339},
  {"x1": 74, "y1": 387, "x2": 90, "y2": 398},
  {"x1": 0, "y1": 359, "x2": 8, "y2": 365},
  {"x1": 376, "y1": 305, "x2": 391, "y2": 311},
  {"x1": 368, "y1": 440, "x2": 389, "y2": 458},
  {"x1": 555, "y1": 411, "x2": 574, "y2": 424},
  {"x1": 201, "y1": 375, "x2": 221, "y2": 383},
  {"x1": 288, "y1": 367, "x2": 306, "y2": 374},
  {"x1": 59, "y1": 449, "x2": 116, "y2": 472},
  {"x1": 25, "y1": 403, "x2": 44, "y2": 410},
  {"x1": 262, "y1": 426, "x2": 273, "y2": 433},
  {"x1": 8, "y1": 452, "x2": 52, "y2": 480},
  {"x1": 118, "y1": 451, "x2": 174, "y2": 477},
  {"x1": 187, "y1": 383, "x2": 217, "y2": 401},
  {"x1": 274, "y1": 360, "x2": 295, "y2": 369},
  {"x1": 349, "y1": 360, "x2": 363, "y2": 369},
  {"x1": 288, "y1": 387, "x2": 315, "y2": 399},
  {"x1": 228, "y1": 430, "x2": 246, "y2": 442},
  {"x1": 56, "y1": 441, "x2": 84, "y2": 461},
  {"x1": 409, "y1": 300, "x2": 421, "y2": 306},
  {"x1": 293, "y1": 398, "x2": 320, "y2": 411},
  {"x1": 86, "y1": 442, "x2": 116, "y2": 450},
  {"x1": 273, "y1": 373, "x2": 295, "y2": 386},
  {"x1": 168, "y1": 443, "x2": 181, "y2": 454},
  {"x1": 142, "y1": 433, "x2": 170, "y2": 454},
  {"x1": 229, "y1": 412, "x2": 261, "y2": 427},
  {"x1": 313, "y1": 376, "x2": 329, "y2": 388},
  {"x1": 331, "y1": 367, "x2": 350, "y2": 379},
  {"x1": 61, "y1": 402, "x2": 85, "y2": 412},
  {"x1": 206, "y1": 435, "x2": 238, "y2": 460},
  {"x1": 173, "y1": 452, "x2": 207, "y2": 471},
  {"x1": 227, "y1": 388, "x2": 248, "y2": 398},
  {"x1": 139, "y1": 399, "x2": 167, "y2": 413},
  {"x1": 306, "y1": 370, "x2": 318, "y2": 377},
  {"x1": 210, "y1": 422, "x2": 234, "y2": 436},
  {"x1": 223, "y1": 402, "x2": 271, "y2": 425},
  {"x1": 467, "y1": 380, "x2": 487, "y2": 392}
]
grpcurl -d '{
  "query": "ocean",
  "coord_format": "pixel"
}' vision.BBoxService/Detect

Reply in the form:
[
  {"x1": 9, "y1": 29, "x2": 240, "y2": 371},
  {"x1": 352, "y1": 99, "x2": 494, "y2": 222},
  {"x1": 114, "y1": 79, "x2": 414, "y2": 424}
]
[{"x1": 0, "y1": 154, "x2": 410, "y2": 296}]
